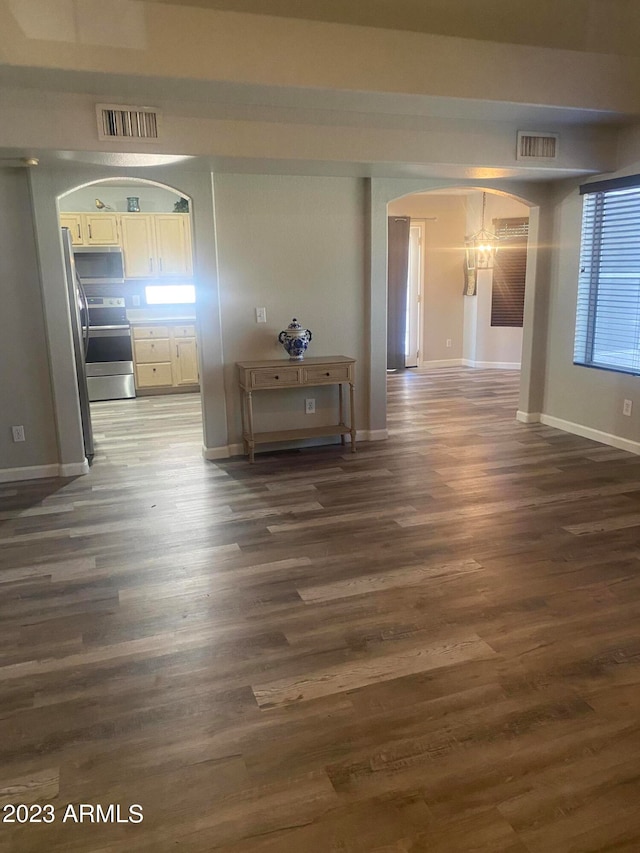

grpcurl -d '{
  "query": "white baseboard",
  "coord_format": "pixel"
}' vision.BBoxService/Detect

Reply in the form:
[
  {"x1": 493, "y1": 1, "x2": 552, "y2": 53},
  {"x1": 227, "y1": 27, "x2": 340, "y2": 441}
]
[
  {"x1": 418, "y1": 358, "x2": 463, "y2": 368},
  {"x1": 202, "y1": 445, "x2": 233, "y2": 460},
  {"x1": 60, "y1": 460, "x2": 90, "y2": 477},
  {"x1": 516, "y1": 411, "x2": 541, "y2": 424},
  {"x1": 462, "y1": 359, "x2": 521, "y2": 369},
  {"x1": 0, "y1": 460, "x2": 89, "y2": 483},
  {"x1": 539, "y1": 414, "x2": 640, "y2": 456}
]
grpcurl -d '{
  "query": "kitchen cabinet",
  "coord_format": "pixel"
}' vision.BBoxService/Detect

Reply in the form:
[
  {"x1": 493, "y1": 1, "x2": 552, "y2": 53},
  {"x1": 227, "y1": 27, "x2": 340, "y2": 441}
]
[
  {"x1": 132, "y1": 323, "x2": 199, "y2": 393},
  {"x1": 154, "y1": 215, "x2": 193, "y2": 276},
  {"x1": 120, "y1": 214, "x2": 192, "y2": 279},
  {"x1": 120, "y1": 215, "x2": 156, "y2": 278},
  {"x1": 60, "y1": 213, "x2": 119, "y2": 246},
  {"x1": 60, "y1": 214, "x2": 84, "y2": 246}
]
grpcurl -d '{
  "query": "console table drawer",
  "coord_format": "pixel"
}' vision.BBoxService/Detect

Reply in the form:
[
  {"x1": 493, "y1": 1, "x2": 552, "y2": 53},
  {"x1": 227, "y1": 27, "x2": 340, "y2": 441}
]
[
  {"x1": 250, "y1": 368, "x2": 301, "y2": 388},
  {"x1": 304, "y1": 364, "x2": 352, "y2": 383}
]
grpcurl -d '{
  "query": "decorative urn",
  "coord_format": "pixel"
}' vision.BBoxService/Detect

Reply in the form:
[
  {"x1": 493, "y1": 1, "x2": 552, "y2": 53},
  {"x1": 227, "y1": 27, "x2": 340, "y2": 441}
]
[{"x1": 278, "y1": 318, "x2": 313, "y2": 361}]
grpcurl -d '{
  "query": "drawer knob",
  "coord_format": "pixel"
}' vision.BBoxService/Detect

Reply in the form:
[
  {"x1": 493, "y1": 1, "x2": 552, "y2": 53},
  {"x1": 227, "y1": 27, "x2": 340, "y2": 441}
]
[
  {"x1": 275, "y1": 375, "x2": 279, "y2": 379},
  {"x1": 325, "y1": 372, "x2": 330, "y2": 376},
  {"x1": 153, "y1": 368, "x2": 156, "y2": 372}
]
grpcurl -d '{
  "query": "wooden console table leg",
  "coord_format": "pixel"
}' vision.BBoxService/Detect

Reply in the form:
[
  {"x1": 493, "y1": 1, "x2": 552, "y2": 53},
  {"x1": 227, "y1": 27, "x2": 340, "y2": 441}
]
[
  {"x1": 240, "y1": 390, "x2": 248, "y2": 456},
  {"x1": 339, "y1": 383, "x2": 345, "y2": 446},
  {"x1": 349, "y1": 382, "x2": 356, "y2": 452},
  {"x1": 247, "y1": 391, "x2": 256, "y2": 463}
]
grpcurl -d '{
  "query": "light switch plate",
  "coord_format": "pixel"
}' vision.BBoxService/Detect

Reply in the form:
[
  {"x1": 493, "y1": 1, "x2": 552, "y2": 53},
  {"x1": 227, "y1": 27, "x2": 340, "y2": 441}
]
[{"x1": 256, "y1": 307, "x2": 267, "y2": 323}]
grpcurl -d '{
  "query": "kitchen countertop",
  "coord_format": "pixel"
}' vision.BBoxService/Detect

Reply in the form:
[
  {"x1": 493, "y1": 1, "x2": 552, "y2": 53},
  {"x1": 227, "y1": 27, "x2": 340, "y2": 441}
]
[{"x1": 127, "y1": 310, "x2": 196, "y2": 325}]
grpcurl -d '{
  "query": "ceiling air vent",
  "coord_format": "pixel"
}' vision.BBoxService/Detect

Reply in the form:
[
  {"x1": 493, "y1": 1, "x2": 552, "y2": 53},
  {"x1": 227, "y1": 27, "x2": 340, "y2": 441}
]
[
  {"x1": 96, "y1": 104, "x2": 161, "y2": 142},
  {"x1": 516, "y1": 131, "x2": 559, "y2": 161}
]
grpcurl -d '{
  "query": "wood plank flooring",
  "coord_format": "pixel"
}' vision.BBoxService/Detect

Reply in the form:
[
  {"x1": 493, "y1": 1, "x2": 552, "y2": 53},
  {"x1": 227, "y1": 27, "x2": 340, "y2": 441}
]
[{"x1": 2, "y1": 371, "x2": 640, "y2": 851}]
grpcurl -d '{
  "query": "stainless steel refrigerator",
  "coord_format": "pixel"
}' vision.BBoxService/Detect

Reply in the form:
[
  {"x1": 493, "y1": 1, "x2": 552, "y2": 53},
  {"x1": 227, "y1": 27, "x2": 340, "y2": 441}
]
[{"x1": 62, "y1": 227, "x2": 95, "y2": 464}]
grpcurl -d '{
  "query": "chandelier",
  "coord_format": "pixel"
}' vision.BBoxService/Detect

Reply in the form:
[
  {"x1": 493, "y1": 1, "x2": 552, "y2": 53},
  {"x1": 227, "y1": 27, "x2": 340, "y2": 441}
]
[{"x1": 467, "y1": 192, "x2": 499, "y2": 270}]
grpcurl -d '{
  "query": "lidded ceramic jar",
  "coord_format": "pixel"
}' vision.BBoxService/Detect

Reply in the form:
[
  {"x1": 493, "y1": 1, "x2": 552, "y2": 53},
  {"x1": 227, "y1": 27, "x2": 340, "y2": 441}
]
[{"x1": 278, "y1": 318, "x2": 313, "y2": 361}]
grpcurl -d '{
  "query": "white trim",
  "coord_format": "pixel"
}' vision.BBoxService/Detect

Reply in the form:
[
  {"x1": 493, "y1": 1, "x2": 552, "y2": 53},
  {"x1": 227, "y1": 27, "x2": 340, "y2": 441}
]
[
  {"x1": 462, "y1": 359, "x2": 521, "y2": 369},
  {"x1": 539, "y1": 414, "x2": 640, "y2": 456},
  {"x1": 516, "y1": 411, "x2": 541, "y2": 424},
  {"x1": 0, "y1": 461, "x2": 89, "y2": 483},
  {"x1": 356, "y1": 429, "x2": 388, "y2": 442},
  {"x1": 203, "y1": 444, "x2": 233, "y2": 460},
  {"x1": 418, "y1": 358, "x2": 463, "y2": 368},
  {"x1": 60, "y1": 460, "x2": 90, "y2": 476}
]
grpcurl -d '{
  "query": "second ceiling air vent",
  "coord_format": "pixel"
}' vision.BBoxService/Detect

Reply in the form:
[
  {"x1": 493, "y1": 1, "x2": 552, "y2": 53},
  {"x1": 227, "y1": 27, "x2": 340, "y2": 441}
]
[
  {"x1": 516, "y1": 131, "x2": 559, "y2": 161},
  {"x1": 96, "y1": 104, "x2": 161, "y2": 142}
]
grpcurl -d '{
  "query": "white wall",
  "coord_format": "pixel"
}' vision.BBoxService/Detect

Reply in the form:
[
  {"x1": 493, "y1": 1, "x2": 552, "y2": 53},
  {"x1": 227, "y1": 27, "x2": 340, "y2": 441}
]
[
  {"x1": 213, "y1": 174, "x2": 367, "y2": 448},
  {"x1": 0, "y1": 168, "x2": 58, "y2": 478}
]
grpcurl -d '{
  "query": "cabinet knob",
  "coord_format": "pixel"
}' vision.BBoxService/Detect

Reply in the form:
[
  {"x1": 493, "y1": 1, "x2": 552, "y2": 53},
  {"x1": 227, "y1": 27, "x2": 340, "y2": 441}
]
[
  {"x1": 325, "y1": 372, "x2": 330, "y2": 376},
  {"x1": 153, "y1": 368, "x2": 156, "y2": 372},
  {"x1": 274, "y1": 375, "x2": 279, "y2": 380}
]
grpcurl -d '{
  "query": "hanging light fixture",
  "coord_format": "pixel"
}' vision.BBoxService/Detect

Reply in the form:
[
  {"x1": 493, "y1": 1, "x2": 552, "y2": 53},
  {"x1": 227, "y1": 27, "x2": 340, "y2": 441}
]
[{"x1": 467, "y1": 192, "x2": 500, "y2": 269}]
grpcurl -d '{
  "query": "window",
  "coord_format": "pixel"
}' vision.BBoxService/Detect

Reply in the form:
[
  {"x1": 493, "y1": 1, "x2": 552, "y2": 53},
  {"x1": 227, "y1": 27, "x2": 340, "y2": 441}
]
[
  {"x1": 574, "y1": 177, "x2": 640, "y2": 375},
  {"x1": 490, "y1": 217, "x2": 529, "y2": 327},
  {"x1": 145, "y1": 284, "x2": 195, "y2": 305}
]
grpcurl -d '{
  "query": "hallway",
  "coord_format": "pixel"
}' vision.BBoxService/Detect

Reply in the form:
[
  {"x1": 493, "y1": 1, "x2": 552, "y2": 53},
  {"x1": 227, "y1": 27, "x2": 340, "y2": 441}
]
[{"x1": 2, "y1": 370, "x2": 640, "y2": 851}]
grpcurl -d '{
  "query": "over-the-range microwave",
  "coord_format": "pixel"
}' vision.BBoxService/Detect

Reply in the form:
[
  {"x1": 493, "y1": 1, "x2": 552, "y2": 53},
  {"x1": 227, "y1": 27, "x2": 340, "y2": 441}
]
[{"x1": 73, "y1": 246, "x2": 125, "y2": 285}]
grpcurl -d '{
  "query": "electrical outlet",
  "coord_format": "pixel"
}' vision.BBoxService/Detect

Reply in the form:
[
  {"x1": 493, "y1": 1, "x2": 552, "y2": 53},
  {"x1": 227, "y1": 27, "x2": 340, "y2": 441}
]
[
  {"x1": 11, "y1": 425, "x2": 25, "y2": 442},
  {"x1": 623, "y1": 399, "x2": 633, "y2": 416},
  {"x1": 305, "y1": 398, "x2": 316, "y2": 414},
  {"x1": 255, "y1": 307, "x2": 267, "y2": 323},
  {"x1": 446, "y1": 339, "x2": 452, "y2": 348}
]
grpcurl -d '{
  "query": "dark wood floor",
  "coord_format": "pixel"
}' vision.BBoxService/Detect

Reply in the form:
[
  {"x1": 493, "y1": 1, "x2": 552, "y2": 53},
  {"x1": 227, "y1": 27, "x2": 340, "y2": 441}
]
[{"x1": 2, "y1": 370, "x2": 640, "y2": 851}]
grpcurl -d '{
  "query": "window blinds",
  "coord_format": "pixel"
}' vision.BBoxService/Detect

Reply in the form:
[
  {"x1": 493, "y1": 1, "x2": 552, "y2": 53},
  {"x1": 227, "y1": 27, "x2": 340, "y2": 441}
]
[
  {"x1": 574, "y1": 188, "x2": 640, "y2": 375},
  {"x1": 490, "y1": 219, "x2": 529, "y2": 328}
]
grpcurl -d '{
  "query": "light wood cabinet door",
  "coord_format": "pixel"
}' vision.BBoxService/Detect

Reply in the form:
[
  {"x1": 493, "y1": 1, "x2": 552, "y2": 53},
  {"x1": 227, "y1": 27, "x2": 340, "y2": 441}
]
[
  {"x1": 173, "y1": 336, "x2": 199, "y2": 385},
  {"x1": 154, "y1": 215, "x2": 192, "y2": 276},
  {"x1": 120, "y1": 215, "x2": 156, "y2": 278},
  {"x1": 84, "y1": 214, "x2": 119, "y2": 245},
  {"x1": 60, "y1": 214, "x2": 84, "y2": 245}
]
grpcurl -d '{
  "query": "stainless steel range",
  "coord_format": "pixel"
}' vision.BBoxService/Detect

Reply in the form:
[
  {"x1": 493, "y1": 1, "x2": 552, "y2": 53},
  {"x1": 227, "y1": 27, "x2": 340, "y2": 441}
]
[{"x1": 84, "y1": 296, "x2": 135, "y2": 401}]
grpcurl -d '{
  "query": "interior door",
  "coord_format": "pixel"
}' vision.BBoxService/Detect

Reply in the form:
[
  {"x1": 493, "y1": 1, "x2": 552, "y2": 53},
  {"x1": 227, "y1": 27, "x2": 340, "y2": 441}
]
[{"x1": 405, "y1": 222, "x2": 424, "y2": 368}]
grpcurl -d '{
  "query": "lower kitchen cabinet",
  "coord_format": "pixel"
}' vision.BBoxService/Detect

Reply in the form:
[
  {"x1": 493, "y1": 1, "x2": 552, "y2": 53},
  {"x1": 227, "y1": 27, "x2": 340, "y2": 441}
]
[{"x1": 132, "y1": 324, "x2": 199, "y2": 393}]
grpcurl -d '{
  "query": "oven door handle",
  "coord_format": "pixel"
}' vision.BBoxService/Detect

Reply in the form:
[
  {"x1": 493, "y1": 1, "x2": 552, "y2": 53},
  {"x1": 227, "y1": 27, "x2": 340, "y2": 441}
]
[{"x1": 89, "y1": 327, "x2": 132, "y2": 338}]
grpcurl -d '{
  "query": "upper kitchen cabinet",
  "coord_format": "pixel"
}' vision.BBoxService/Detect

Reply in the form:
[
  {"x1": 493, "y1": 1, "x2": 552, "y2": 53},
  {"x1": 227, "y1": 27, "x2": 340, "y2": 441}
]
[
  {"x1": 84, "y1": 214, "x2": 120, "y2": 245},
  {"x1": 60, "y1": 213, "x2": 119, "y2": 246},
  {"x1": 120, "y1": 214, "x2": 156, "y2": 278},
  {"x1": 60, "y1": 213, "x2": 84, "y2": 245},
  {"x1": 154, "y1": 215, "x2": 192, "y2": 276},
  {"x1": 120, "y1": 214, "x2": 192, "y2": 278}
]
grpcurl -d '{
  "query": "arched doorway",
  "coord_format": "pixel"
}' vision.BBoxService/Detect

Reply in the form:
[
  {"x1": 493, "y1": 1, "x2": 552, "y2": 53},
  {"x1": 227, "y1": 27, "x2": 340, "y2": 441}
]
[
  {"x1": 367, "y1": 179, "x2": 548, "y2": 444},
  {"x1": 57, "y1": 177, "x2": 201, "y2": 467},
  {"x1": 387, "y1": 188, "x2": 531, "y2": 373},
  {"x1": 29, "y1": 165, "x2": 227, "y2": 475}
]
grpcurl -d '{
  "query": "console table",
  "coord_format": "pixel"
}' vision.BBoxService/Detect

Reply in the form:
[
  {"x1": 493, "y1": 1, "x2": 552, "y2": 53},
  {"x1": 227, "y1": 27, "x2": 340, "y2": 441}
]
[{"x1": 237, "y1": 356, "x2": 356, "y2": 463}]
